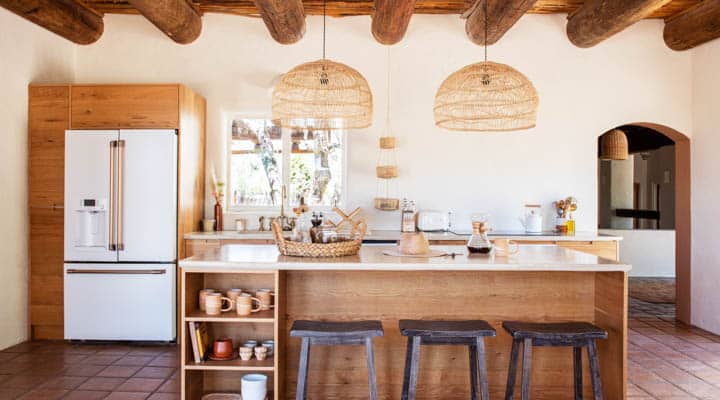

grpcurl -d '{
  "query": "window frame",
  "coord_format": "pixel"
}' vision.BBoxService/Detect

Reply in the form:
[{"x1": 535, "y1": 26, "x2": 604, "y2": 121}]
[{"x1": 225, "y1": 114, "x2": 348, "y2": 214}]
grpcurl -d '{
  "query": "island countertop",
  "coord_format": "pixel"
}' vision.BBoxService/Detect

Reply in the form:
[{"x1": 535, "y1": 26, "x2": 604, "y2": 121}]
[{"x1": 179, "y1": 244, "x2": 631, "y2": 272}]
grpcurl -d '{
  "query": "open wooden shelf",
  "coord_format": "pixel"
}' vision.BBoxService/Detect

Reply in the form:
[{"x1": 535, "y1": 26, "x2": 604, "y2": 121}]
[
  {"x1": 185, "y1": 309, "x2": 275, "y2": 323},
  {"x1": 185, "y1": 357, "x2": 275, "y2": 371}
]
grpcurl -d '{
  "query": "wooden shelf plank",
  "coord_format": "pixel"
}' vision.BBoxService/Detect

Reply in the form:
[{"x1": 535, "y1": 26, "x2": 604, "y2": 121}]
[
  {"x1": 185, "y1": 309, "x2": 275, "y2": 323},
  {"x1": 184, "y1": 357, "x2": 275, "y2": 371}
]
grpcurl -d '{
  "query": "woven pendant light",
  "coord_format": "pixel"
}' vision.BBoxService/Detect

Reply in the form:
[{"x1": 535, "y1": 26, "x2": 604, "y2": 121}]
[
  {"x1": 600, "y1": 129, "x2": 629, "y2": 160},
  {"x1": 272, "y1": 0, "x2": 372, "y2": 130},
  {"x1": 433, "y1": 0, "x2": 538, "y2": 132}
]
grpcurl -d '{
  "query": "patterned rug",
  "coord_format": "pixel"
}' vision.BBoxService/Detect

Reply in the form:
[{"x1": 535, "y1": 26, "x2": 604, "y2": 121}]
[{"x1": 629, "y1": 277, "x2": 676, "y2": 304}]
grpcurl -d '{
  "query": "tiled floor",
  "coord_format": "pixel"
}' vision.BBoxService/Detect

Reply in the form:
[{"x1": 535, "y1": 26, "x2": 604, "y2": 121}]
[
  {"x1": 0, "y1": 342, "x2": 178, "y2": 400},
  {"x1": 1, "y1": 300, "x2": 718, "y2": 399}
]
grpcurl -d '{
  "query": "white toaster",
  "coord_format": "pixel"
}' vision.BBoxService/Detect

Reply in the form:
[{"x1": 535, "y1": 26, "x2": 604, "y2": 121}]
[{"x1": 417, "y1": 210, "x2": 449, "y2": 231}]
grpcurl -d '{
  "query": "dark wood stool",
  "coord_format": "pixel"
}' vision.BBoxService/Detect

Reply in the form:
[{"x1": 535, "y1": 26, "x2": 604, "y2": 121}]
[
  {"x1": 502, "y1": 321, "x2": 608, "y2": 400},
  {"x1": 400, "y1": 320, "x2": 497, "y2": 400},
  {"x1": 290, "y1": 320, "x2": 384, "y2": 400}
]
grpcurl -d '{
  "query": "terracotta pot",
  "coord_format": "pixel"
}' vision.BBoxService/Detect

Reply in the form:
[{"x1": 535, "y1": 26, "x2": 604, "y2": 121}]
[{"x1": 212, "y1": 338, "x2": 234, "y2": 358}]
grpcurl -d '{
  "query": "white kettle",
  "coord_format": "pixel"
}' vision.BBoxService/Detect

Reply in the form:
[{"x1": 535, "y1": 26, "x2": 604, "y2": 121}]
[{"x1": 520, "y1": 204, "x2": 543, "y2": 233}]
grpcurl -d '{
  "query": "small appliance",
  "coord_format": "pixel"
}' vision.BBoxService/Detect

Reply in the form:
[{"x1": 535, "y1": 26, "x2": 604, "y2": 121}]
[
  {"x1": 417, "y1": 210, "x2": 449, "y2": 231},
  {"x1": 519, "y1": 204, "x2": 543, "y2": 233}
]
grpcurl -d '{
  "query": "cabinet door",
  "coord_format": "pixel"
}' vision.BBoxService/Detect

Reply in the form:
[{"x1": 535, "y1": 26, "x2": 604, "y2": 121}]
[
  {"x1": 71, "y1": 85, "x2": 179, "y2": 129},
  {"x1": 185, "y1": 240, "x2": 221, "y2": 257}
]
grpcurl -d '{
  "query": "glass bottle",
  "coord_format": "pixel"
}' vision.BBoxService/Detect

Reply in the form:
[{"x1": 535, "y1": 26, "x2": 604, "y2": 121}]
[{"x1": 309, "y1": 212, "x2": 323, "y2": 243}]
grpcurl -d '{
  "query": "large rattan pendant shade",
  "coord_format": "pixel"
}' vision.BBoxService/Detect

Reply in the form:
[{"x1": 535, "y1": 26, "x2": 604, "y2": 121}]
[
  {"x1": 434, "y1": 61, "x2": 539, "y2": 132},
  {"x1": 272, "y1": 59, "x2": 373, "y2": 130},
  {"x1": 600, "y1": 129, "x2": 629, "y2": 160}
]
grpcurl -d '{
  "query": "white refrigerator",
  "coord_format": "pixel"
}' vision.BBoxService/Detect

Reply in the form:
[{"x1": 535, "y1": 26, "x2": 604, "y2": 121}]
[{"x1": 64, "y1": 129, "x2": 177, "y2": 341}]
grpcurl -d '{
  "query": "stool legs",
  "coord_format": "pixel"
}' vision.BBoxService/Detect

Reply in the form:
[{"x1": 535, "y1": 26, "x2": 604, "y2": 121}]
[
  {"x1": 574, "y1": 347, "x2": 583, "y2": 400},
  {"x1": 505, "y1": 339, "x2": 521, "y2": 400},
  {"x1": 365, "y1": 337, "x2": 378, "y2": 400},
  {"x1": 587, "y1": 340, "x2": 604, "y2": 400},
  {"x1": 296, "y1": 338, "x2": 311, "y2": 400},
  {"x1": 476, "y1": 337, "x2": 490, "y2": 400},
  {"x1": 520, "y1": 338, "x2": 533, "y2": 400},
  {"x1": 401, "y1": 336, "x2": 422, "y2": 400},
  {"x1": 469, "y1": 344, "x2": 478, "y2": 400}
]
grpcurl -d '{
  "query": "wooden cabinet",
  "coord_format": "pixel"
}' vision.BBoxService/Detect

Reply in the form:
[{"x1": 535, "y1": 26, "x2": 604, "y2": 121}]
[
  {"x1": 70, "y1": 85, "x2": 180, "y2": 129},
  {"x1": 28, "y1": 83, "x2": 206, "y2": 340},
  {"x1": 185, "y1": 239, "x2": 275, "y2": 257}
]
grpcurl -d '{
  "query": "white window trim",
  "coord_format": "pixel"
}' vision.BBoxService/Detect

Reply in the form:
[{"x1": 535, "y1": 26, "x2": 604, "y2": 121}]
[{"x1": 225, "y1": 114, "x2": 348, "y2": 214}]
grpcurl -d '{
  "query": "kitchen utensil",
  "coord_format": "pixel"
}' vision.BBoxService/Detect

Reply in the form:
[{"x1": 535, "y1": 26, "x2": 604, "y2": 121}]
[
  {"x1": 205, "y1": 293, "x2": 232, "y2": 316},
  {"x1": 255, "y1": 289, "x2": 274, "y2": 311},
  {"x1": 467, "y1": 214, "x2": 493, "y2": 255},
  {"x1": 520, "y1": 204, "x2": 543, "y2": 233},
  {"x1": 198, "y1": 289, "x2": 217, "y2": 312},
  {"x1": 241, "y1": 374, "x2": 268, "y2": 400},
  {"x1": 236, "y1": 293, "x2": 262, "y2": 316},
  {"x1": 417, "y1": 210, "x2": 449, "y2": 231},
  {"x1": 494, "y1": 239, "x2": 519, "y2": 256}
]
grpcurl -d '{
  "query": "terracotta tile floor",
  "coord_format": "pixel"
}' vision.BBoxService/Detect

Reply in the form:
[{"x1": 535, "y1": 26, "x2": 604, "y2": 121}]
[
  {"x1": 0, "y1": 342, "x2": 178, "y2": 400},
  {"x1": 0, "y1": 300, "x2": 718, "y2": 399}
]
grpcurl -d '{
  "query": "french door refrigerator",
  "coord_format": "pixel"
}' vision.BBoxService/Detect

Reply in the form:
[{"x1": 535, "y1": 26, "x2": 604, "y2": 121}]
[{"x1": 64, "y1": 129, "x2": 177, "y2": 341}]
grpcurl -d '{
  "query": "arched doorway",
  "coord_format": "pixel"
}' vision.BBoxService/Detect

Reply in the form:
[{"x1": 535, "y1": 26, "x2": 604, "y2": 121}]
[{"x1": 597, "y1": 122, "x2": 691, "y2": 324}]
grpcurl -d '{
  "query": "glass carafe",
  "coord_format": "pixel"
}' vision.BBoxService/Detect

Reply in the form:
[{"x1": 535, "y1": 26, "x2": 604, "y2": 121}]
[{"x1": 467, "y1": 214, "x2": 493, "y2": 255}]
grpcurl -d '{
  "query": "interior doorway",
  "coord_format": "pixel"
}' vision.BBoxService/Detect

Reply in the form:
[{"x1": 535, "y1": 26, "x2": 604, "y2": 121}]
[{"x1": 597, "y1": 123, "x2": 691, "y2": 324}]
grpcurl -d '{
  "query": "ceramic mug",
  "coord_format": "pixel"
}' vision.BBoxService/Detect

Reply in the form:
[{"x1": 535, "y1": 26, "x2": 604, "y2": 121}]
[
  {"x1": 205, "y1": 293, "x2": 233, "y2": 315},
  {"x1": 239, "y1": 346, "x2": 253, "y2": 361},
  {"x1": 494, "y1": 239, "x2": 519, "y2": 256},
  {"x1": 262, "y1": 340, "x2": 274, "y2": 357},
  {"x1": 256, "y1": 289, "x2": 275, "y2": 311},
  {"x1": 254, "y1": 345, "x2": 268, "y2": 361},
  {"x1": 243, "y1": 340, "x2": 258, "y2": 349},
  {"x1": 236, "y1": 293, "x2": 262, "y2": 316},
  {"x1": 198, "y1": 289, "x2": 217, "y2": 312},
  {"x1": 241, "y1": 374, "x2": 268, "y2": 400},
  {"x1": 226, "y1": 288, "x2": 244, "y2": 311}
]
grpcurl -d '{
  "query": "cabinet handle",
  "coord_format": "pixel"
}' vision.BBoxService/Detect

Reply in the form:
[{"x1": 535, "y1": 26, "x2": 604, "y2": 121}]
[
  {"x1": 117, "y1": 140, "x2": 125, "y2": 251},
  {"x1": 66, "y1": 269, "x2": 166, "y2": 275},
  {"x1": 109, "y1": 140, "x2": 117, "y2": 251}
]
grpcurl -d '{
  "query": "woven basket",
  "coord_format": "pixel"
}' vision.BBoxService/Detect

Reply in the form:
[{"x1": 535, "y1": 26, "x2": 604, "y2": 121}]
[
  {"x1": 379, "y1": 136, "x2": 396, "y2": 149},
  {"x1": 376, "y1": 165, "x2": 398, "y2": 179},
  {"x1": 271, "y1": 220, "x2": 366, "y2": 258},
  {"x1": 374, "y1": 197, "x2": 399, "y2": 211}
]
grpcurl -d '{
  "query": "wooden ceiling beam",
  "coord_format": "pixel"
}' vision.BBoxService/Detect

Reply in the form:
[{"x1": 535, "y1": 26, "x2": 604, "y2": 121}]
[
  {"x1": 372, "y1": 0, "x2": 416, "y2": 45},
  {"x1": 0, "y1": 0, "x2": 103, "y2": 45},
  {"x1": 252, "y1": 0, "x2": 305, "y2": 44},
  {"x1": 664, "y1": 0, "x2": 720, "y2": 50},
  {"x1": 465, "y1": 0, "x2": 539, "y2": 45},
  {"x1": 126, "y1": 0, "x2": 202, "y2": 44},
  {"x1": 566, "y1": 0, "x2": 673, "y2": 48}
]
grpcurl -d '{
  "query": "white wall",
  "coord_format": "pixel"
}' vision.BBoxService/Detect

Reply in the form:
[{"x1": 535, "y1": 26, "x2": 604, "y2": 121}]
[
  {"x1": 691, "y1": 39, "x2": 720, "y2": 334},
  {"x1": 0, "y1": 9, "x2": 75, "y2": 349},
  {"x1": 600, "y1": 229, "x2": 676, "y2": 277},
  {"x1": 74, "y1": 14, "x2": 693, "y2": 232}
]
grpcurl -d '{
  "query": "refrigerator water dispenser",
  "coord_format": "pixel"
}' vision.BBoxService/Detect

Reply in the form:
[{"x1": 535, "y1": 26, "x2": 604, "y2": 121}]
[{"x1": 73, "y1": 199, "x2": 107, "y2": 247}]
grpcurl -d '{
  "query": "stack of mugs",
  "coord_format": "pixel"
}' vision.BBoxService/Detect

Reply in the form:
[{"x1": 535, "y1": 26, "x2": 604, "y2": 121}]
[{"x1": 198, "y1": 288, "x2": 274, "y2": 316}]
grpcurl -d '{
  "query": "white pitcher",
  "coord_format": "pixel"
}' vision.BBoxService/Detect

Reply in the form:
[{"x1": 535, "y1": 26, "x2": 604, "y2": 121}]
[{"x1": 520, "y1": 205, "x2": 543, "y2": 233}]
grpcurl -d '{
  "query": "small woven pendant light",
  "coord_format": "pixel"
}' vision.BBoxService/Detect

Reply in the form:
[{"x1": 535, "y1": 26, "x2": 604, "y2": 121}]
[
  {"x1": 600, "y1": 129, "x2": 629, "y2": 160},
  {"x1": 434, "y1": 0, "x2": 538, "y2": 132},
  {"x1": 272, "y1": 0, "x2": 373, "y2": 130}
]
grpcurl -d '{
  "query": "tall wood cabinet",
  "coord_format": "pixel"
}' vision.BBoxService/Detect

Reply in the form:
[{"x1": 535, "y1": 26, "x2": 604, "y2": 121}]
[{"x1": 28, "y1": 84, "x2": 207, "y2": 340}]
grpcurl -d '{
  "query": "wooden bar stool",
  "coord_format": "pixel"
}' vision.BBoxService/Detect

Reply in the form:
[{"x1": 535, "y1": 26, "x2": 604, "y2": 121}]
[
  {"x1": 400, "y1": 320, "x2": 497, "y2": 400},
  {"x1": 290, "y1": 320, "x2": 384, "y2": 400},
  {"x1": 502, "y1": 321, "x2": 608, "y2": 400}
]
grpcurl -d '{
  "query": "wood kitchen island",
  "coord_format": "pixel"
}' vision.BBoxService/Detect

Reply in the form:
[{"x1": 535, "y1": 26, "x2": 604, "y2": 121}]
[{"x1": 179, "y1": 245, "x2": 629, "y2": 400}]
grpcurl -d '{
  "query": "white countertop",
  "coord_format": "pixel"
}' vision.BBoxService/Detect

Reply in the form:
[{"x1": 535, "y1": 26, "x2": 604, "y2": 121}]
[
  {"x1": 184, "y1": 229, "x2": 622, "y2": 242},
  {"x1": 179, "y1": 244, "x2": 630, "y2": 272}
]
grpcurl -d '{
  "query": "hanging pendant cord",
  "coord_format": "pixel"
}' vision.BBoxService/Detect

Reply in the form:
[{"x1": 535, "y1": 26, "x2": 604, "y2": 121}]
[
  {"x1": 386, "y1": 46, "x2": 391, "y2": 134},
  {"x1": 322, "y1": 0, "x2": 327, "y2": 60},
  {"x1": 484, "y1": 0, "x2": 488, "y2": 62}
]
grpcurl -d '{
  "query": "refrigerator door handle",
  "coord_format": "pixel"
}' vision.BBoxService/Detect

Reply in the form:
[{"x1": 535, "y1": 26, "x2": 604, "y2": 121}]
[
  {"x1": 66, "y1": 268, "x2": 166, "y2": 275},
  {"x1": 108, "y1": 140, "x2": 117, "y2": 251},
  {"x1": 117, "y1": 140, "x2": 125, "y2": 251}
]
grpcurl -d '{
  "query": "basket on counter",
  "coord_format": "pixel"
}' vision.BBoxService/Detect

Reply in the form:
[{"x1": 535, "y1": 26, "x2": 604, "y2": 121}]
[{"x1": 271, "y1": 220, "x2": 367, "y2": 258}]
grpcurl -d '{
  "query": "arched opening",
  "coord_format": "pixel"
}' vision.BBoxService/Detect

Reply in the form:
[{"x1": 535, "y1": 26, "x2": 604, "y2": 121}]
[{"x1": 597, "y1": 122, "x2": 691, "y2": 324}]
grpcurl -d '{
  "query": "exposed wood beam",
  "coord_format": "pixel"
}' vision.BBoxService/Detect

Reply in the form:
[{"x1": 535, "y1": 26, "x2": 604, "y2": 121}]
[
  {"x1": 0, "y1": 0, "x2": 103, "y2": 45},
  {"x1": 566, "y1": 0, "x2": 672, "y2": 48},
  {"x1": 126, "y1": 0, "x2": 202, "y2": 44},
  {"x1": 372, "y1": 0, "x2": 416, "y2": 45},
  {"x1": 465, "y1": 0, "x2": 539, "y2": 45},
  {"x1": 252, "y1": 0, "x2": 305, "y2": 44},
  {"x1": 664, "y1": 0, "x2": 720, "y2": 50}
]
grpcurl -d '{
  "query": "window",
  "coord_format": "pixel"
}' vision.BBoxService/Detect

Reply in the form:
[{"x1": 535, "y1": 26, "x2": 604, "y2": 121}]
[{"x1": 228, "y1": 118, "x2": 345, "y2": 210}]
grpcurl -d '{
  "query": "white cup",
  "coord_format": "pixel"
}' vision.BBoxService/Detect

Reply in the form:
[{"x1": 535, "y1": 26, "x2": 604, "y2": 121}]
[{"x1": 241, "y1": 374, "x2": 268, "y2": 400}]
